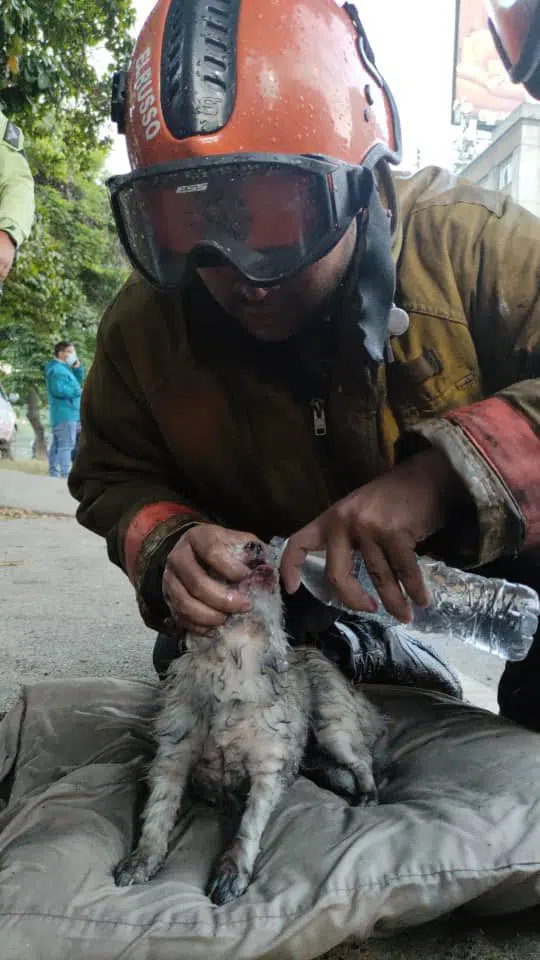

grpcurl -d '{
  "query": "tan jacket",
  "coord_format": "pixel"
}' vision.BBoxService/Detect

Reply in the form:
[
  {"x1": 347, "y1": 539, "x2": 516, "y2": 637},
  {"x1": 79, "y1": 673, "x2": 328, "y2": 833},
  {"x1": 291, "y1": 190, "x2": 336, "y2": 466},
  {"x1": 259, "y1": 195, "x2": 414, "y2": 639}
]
[{"x1": 69, "y1": 167, "x2": 540, "y2": 628}]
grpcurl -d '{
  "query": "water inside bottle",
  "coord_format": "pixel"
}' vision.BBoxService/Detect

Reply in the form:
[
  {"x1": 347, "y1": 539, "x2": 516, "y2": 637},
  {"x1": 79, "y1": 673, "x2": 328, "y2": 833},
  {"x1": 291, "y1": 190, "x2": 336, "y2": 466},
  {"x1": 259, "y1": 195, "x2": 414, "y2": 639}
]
[
  {"x1": 269, "y1": 537, "x2": 540, "y2": 661},
  {"x1": 280, "y1": 546, "x2": 397, "y2": 627},
  {"x1": 297, "y1": 551, "x2": 336, "y2": 606}
]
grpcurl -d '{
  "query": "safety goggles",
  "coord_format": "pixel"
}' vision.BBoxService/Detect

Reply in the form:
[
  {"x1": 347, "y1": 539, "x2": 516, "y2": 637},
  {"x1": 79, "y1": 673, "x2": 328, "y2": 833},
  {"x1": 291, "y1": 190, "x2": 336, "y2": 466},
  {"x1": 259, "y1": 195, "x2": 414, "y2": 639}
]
[{"x1": 107, "y1": 154, "x2": 375, "y2": 288}]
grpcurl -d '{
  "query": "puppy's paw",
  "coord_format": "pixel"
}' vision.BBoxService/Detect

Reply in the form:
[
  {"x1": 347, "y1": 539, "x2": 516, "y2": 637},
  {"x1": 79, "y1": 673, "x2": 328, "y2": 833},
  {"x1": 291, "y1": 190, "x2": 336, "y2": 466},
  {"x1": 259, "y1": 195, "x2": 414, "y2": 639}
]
[
  {"x1": 114, "y1": 849, "x2": 162, "y2": 887},
  {"x1": 354, "y1": 785, "x2": 379, "y2": 807},
  {"x1": 207, "y1": 853, "x2": 251, "y2": 905},
  {"x1": 302, "y1": 761, "x2": 358, "y2": 803},
  {"x1": 322, "y1": 765, "x2": 358, "y2": 803}
]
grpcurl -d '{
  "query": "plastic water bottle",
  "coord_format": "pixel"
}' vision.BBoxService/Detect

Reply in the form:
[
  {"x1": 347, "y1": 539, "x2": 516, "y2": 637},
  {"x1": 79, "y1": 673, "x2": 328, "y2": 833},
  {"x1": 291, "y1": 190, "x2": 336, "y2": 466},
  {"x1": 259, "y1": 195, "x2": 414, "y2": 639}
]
[{"x1": 270, "y1": 538, "x2": 540, "y2": 662}]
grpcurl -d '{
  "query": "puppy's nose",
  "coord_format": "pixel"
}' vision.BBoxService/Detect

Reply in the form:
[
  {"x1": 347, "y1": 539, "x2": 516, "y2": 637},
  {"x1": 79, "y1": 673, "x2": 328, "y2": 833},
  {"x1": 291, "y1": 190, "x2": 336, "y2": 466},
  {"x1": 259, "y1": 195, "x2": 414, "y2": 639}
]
[{"x1": 243, "y1": 541, "x2": 266, "y2": 568}]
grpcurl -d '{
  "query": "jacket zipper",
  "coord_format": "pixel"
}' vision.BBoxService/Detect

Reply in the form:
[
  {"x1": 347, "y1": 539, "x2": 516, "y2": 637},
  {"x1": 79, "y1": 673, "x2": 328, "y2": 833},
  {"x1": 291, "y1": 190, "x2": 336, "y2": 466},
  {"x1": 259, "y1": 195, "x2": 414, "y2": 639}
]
[{"x1": 310, "y1": 397, "x2": 328, "y2": 438}]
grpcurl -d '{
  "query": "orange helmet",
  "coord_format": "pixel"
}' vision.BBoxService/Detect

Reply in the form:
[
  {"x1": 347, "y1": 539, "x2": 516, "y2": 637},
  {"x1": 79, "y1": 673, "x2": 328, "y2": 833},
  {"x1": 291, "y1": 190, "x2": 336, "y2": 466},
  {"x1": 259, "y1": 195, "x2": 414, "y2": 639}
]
[
  {"x1": 487, "y1": 0, "x2": 540, "y2": 97},
  {"x1": 108, "y1": 0, "x2": 400, "y2": 337},
  {"x1": 112, "y1": 0, "x2": 401, "y2": 170}
]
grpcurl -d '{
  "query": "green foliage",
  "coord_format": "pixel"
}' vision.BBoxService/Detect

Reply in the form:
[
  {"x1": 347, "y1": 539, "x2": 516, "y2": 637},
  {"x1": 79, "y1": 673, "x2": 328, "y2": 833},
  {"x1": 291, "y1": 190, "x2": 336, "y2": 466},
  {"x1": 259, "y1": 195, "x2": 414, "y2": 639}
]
[
  {"x1": 0, "y1": 0, "x2": 135, "y2": 169},
  {"x1": 0, "y1": 157, "x2": 129, "y2": 400},
  {"x1": 0, "y1": 0, "x2": 134, "y2": 404}
]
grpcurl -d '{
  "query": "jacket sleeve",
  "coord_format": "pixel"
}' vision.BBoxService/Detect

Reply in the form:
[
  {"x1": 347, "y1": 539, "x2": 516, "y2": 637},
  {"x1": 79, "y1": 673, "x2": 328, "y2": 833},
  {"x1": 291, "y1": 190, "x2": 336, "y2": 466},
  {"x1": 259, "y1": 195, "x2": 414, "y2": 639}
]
[
  {"x1": 68, "y1": 296, "x2": 208, "y2": 630},
  {"x1": 405, "y1": 194, "x2": 540, "y2": 565},
  {"x1": 72, "y1": 364, "x2": 84, "y2": 385},
  {"x1": 47, "y1": 368, "x2": 81, "y2": 400},
  {"x1": 0, "y1": 120, "x2": 35, "y2": 247}
]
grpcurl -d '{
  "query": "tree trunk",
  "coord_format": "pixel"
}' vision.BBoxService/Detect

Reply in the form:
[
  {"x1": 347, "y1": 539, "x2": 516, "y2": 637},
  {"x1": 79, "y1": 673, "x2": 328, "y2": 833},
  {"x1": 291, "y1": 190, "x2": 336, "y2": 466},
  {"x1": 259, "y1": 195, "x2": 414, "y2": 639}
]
[{"x1": 26, "y1": 386, "x2": 48, "y2": 459}]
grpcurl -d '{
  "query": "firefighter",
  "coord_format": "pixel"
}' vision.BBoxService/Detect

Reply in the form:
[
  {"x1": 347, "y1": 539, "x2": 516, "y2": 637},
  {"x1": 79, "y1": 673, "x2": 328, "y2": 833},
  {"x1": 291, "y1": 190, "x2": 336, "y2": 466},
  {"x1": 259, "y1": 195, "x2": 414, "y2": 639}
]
[{"x1": 70, "y1": 0, "x2": 540, "y2": 729}]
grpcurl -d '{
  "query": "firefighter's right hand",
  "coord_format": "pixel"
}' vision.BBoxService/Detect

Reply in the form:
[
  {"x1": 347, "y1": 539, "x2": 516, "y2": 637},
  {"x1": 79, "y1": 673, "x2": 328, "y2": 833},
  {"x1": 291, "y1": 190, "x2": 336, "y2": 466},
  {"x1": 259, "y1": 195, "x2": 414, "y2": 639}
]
[{"x1": 162, "y1": 523, "x2": 263, "y2": 634}]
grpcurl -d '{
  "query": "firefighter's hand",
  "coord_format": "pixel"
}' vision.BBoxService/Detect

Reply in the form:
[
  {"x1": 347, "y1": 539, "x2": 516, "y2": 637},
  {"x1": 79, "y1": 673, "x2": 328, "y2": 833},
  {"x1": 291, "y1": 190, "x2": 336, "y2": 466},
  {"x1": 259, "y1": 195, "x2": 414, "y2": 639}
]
[
  {"x1": 0, "y1": 231, "x2": 16, "y2": 281},
  {"x1": 162, "y1": 523, "x2": 264, "y2": 634},
  {"x1": 280, "y1": 449, "x2": 465, "y2": 623}
]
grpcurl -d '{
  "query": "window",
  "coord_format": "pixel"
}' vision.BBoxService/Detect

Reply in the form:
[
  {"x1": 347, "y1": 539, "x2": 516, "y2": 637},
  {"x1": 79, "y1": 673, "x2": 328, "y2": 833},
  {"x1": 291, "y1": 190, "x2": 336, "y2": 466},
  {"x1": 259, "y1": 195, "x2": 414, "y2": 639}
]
[{"x1": 498, "y1": 156, "x2": 513, "y2": 190}]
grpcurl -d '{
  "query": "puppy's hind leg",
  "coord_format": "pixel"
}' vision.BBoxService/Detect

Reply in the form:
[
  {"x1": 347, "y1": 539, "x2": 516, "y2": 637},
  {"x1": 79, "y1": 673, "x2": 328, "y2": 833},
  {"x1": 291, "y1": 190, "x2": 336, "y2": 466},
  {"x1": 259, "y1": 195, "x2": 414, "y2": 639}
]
[
  {"x1": 208, "y1": 773, "x2": 287, "y2": 906},
  {"x1": 312, "y1": 721, "x2": 378, "y2": 806},
  {"x1": 114, "y1": 737, "x2": 195, "y2": 886},
  {"x1": 304, "y1": 650, "x2": 380, "y2": 806}
]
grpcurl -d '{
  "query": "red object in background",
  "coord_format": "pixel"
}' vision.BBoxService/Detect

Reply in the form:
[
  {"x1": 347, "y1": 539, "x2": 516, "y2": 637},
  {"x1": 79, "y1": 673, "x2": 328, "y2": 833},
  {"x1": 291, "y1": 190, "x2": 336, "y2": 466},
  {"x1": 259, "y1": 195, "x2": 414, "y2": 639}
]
[{"x1": 487, "y1": 0, "x2": 540, "y2": 98}]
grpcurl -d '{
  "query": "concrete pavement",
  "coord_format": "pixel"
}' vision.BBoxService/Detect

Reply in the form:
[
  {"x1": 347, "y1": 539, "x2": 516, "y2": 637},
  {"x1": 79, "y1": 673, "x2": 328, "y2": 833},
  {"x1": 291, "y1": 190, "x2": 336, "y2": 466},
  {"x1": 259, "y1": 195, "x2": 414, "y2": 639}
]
[
  {"x1": 0, "y1": 467, "x2": 75, "y2": 516},
  {"x1": 1, "y1": 513, "x2": 155, "y2": 713}
]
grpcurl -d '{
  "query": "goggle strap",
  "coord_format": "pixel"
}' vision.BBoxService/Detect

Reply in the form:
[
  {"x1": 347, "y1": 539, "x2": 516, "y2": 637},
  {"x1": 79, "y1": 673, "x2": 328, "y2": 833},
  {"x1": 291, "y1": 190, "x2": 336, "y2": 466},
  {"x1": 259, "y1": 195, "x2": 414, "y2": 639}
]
[{"x1": 354, "y1": 185, "x2": 396, "y2": 362}]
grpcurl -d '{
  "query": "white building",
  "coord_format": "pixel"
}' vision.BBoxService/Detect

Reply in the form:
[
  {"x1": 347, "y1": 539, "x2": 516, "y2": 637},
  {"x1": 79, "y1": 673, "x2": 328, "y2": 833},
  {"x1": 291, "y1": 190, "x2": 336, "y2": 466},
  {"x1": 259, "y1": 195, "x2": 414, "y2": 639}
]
[{"x1": 461, "y1": 103, "x2": 540, "y2": 220}]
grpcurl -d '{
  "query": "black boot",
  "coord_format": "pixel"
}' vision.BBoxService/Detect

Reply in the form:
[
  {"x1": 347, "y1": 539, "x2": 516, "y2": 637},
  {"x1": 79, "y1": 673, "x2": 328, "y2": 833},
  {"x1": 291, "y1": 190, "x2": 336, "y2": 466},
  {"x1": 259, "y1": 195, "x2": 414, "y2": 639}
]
[{"x1": 315, "y1": 617, "x2": 463, "y2": 699}]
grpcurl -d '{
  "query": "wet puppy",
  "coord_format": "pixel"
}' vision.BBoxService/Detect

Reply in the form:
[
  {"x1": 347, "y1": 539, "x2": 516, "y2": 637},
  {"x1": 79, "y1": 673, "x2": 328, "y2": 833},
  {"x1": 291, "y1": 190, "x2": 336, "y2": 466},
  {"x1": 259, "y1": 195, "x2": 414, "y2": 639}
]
[{"x1": 114, "y1": 541, "x2": 385, "y2": 905}]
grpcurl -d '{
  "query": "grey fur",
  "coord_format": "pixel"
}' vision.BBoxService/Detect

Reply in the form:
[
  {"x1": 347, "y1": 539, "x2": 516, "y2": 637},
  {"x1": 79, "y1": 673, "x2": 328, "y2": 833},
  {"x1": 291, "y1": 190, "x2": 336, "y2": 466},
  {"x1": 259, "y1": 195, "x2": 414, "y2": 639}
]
[{"x1": 114, "y1": 542, "x2": 386, "y2": 905}]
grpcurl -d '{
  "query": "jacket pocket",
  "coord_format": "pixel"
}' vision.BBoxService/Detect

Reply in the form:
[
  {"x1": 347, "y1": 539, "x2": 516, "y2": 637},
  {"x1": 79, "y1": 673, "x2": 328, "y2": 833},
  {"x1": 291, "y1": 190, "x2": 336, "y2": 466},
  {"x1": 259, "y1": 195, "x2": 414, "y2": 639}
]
[{"x1": 387, "y1": 310, "x2": 484, "y2": 425}]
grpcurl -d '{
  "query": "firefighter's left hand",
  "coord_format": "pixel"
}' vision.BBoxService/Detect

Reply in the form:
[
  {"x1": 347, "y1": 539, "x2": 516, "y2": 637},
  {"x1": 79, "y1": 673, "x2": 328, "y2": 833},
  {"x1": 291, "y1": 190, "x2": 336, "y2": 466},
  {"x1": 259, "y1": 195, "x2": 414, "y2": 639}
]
[
  {"x1": 0, "y1": 231, "x2": 16, "y2": 281},
  {"x1": 280, "y1": 448, "x2": 466, "y2": 623}
]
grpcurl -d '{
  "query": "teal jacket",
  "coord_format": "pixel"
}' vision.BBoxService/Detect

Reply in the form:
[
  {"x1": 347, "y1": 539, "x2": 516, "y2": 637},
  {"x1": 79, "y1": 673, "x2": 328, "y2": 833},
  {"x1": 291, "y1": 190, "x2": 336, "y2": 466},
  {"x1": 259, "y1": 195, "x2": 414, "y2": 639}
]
[{"x1": 45, "y1": 359, "x2": 84, "y2": 427}]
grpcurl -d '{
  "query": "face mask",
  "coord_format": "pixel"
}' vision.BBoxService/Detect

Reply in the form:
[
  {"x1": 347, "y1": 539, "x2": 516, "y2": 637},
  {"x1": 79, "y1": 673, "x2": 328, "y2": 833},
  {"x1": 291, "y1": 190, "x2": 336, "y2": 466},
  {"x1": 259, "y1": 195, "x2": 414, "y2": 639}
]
[{"x1": 64, "y1": 350, "x2": 78, "y2": 367}]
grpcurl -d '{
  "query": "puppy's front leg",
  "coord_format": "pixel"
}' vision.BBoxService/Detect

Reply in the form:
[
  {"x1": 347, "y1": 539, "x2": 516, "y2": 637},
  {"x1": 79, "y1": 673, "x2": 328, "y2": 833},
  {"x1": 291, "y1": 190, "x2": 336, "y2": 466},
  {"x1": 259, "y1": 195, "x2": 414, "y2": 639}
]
[
  {"x1": 114, "y1": 736, "x2": 195, "y2": 886},
  {"x1": 208, "y1": 773, "x2": 287, "y2": 906}
]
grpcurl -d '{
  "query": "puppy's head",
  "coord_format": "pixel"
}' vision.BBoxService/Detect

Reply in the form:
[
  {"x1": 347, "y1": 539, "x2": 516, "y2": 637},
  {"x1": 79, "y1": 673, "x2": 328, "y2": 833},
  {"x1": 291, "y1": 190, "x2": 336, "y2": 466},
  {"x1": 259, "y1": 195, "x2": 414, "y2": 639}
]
[
  {"x1": 185, "y1": 541, "x2": 285, "y2": 656},
  {"x1": 225, "y1": 541, "x2": 284, "y2": 637},
  {"x1": 236, "y1": 541, "x2": 279, "y2": 595}
]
